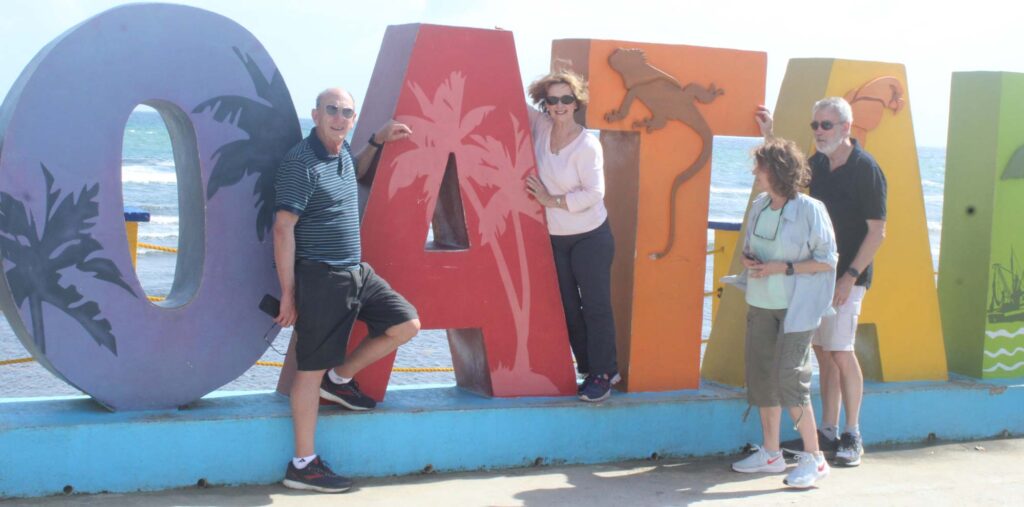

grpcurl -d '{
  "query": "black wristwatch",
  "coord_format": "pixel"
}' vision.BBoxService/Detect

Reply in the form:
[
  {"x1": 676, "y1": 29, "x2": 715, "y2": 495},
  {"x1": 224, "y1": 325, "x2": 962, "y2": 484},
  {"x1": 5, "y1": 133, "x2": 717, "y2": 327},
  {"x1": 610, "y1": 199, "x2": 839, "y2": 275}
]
[
  {"x1": 785, "y1": 262, "x2": 795, "y2": 276},
  {"x1": 846, "y1": 267, "x2": 861, "y2": 279},
  {"x1": 368, "y1": 133, "x2": 385, "y2": 149}
]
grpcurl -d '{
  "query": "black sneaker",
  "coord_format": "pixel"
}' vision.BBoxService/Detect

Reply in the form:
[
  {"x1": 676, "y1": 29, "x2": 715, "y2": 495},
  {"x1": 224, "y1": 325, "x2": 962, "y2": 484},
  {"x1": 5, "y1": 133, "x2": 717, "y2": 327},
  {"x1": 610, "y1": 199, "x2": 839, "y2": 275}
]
[
  {"x1": 834, "y1": 432, "x2": 863, "y2": 467},
  {"x1": 320, "y1": 374, "x2": 377, "y2": 411},
  {"x1": 781, "y1": 429, "x2": 838, "y2": 459},
  {"x1": 282, "y1": 456, "x2": 353, "y2": 493}
]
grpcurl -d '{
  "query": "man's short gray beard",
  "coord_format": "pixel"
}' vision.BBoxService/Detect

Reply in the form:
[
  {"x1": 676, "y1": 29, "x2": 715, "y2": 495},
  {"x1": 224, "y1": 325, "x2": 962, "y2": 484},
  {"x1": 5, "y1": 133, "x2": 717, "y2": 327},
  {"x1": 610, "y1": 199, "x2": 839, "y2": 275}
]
[{"x1": 816, "y1": 136, "x2": 844, "y2": 155}]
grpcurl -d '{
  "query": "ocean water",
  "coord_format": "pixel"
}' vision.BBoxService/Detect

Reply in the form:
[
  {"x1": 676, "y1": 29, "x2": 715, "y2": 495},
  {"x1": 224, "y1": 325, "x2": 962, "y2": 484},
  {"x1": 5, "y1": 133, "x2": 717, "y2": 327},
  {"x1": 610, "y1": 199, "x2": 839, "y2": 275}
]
[{"x1": 0, "y1": 109, "x2": 946, "y2": 397}]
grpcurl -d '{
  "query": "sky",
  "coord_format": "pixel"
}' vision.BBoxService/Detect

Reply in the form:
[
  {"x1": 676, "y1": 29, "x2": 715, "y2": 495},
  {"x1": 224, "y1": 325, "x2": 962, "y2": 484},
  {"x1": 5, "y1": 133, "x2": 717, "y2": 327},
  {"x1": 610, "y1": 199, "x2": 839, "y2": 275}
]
[{"x1": 1, "y1": 0, "x2": 1020, "y2": 148}]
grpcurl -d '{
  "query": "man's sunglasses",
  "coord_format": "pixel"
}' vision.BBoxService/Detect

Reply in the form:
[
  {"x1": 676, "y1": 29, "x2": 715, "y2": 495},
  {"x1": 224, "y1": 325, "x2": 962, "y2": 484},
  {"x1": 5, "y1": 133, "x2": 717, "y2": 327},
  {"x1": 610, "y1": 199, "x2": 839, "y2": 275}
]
[
  {"x1": 544, "y1": 95, "x2": 577, "y2": 105},
  {"x1": 810, "y1": 120, "x2": 839, "y2": 131},
  {"x1": 324, "y1": 105, "x2": 355, "y2": 119}
]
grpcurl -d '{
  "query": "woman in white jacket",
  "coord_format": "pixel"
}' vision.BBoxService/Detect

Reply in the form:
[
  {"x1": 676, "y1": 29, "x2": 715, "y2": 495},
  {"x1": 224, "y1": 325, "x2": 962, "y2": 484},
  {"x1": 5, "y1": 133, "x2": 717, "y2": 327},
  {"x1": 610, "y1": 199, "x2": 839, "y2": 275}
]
[{"x1": 726, "y1": 139, "x2": 838, "y2": 489}]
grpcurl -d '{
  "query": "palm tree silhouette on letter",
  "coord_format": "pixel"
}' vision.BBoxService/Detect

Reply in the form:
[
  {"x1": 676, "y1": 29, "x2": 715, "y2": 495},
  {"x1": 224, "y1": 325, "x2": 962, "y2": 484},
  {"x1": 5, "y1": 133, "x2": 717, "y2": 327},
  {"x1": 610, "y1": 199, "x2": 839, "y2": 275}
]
[{"x1": 0, "y1": 165, "x2": 137, "y2": 355}]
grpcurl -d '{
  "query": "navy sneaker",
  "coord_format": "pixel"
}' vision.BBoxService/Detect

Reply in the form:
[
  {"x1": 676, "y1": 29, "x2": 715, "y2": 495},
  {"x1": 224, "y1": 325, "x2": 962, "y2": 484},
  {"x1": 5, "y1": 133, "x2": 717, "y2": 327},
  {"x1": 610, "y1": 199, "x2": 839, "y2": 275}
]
[
  {"x1": 282, "y1": 456, "x2": 353, "y2": 493},
  {"x1": 579, "y1": 371, "x2": 620, "y2": 402},
  {"x1": 320, "y1": 374, "x2": 376, "y2": 411},
  {"x1": 577, "y1": 373, "x2": 591, "y2": 396}
]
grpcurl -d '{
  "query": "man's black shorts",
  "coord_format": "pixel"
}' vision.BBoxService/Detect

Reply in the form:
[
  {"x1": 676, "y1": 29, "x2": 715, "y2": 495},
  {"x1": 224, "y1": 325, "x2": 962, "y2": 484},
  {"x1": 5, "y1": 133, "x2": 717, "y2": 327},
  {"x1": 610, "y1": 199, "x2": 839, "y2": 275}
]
[{"x1": 293, "y1": 260, "x2": 418, "y2": 371}]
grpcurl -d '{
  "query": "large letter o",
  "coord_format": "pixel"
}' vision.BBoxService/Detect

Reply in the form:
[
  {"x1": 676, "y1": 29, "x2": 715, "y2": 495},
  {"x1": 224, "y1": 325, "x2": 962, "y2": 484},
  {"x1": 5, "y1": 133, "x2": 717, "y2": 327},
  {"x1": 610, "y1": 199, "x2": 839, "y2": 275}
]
[{"x1": 0, "y1": 4, "x2": 300, "y2": 410}]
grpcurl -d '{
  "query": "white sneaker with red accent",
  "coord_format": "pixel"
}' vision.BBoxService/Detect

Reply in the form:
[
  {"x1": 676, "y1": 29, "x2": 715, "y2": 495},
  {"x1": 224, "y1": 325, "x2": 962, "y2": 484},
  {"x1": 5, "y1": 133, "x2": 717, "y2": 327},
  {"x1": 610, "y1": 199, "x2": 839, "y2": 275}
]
[
  {"x1": 784, "y1": 451, "x2": 830, "y2": 488},
  {"x1": 731, "y1": 447, "x2": 786, "y2": 473}
]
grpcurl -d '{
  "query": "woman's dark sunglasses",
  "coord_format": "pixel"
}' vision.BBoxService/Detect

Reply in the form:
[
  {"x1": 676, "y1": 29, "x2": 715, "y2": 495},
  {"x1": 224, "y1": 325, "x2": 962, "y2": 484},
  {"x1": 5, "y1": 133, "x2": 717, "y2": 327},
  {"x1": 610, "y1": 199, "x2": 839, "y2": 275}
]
[
  {"x1": 324, "y1": 105, "x2": 356, "y2": 119},
  {"x1": 810, "y1": 120, "x2": 837, "y2": 131},
  {"x1": 544, "y1": 95, "x2": 577, "y2": 106}
]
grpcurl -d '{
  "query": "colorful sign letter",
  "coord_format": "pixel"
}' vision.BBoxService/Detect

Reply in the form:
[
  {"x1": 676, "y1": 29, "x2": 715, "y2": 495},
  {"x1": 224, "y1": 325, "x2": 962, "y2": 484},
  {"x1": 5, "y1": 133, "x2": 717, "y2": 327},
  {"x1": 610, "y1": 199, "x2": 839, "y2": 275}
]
[
  {"x1": 339, "y1": 24, "x2": 577, "y2": 399},
  {"x1": 551, "y1": 39, "x2": 765, "y2": 391},
  {"x1": 705, "y1": 59, "x2": 947, "y2": 385},
  {"x1": 940, "y1": 72, "x2": 1024, "y2": 379},
  {"x1": 0, "y1": 4, "x2": 299, "y2": 410}
]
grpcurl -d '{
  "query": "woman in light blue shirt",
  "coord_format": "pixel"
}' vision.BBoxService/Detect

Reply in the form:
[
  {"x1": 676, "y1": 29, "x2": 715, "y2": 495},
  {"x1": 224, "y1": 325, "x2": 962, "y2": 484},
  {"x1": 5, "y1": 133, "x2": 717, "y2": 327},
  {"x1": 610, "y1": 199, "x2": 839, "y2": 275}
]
[{"x1": 726, "y1": 139, "x2": 838, "y2": 489}]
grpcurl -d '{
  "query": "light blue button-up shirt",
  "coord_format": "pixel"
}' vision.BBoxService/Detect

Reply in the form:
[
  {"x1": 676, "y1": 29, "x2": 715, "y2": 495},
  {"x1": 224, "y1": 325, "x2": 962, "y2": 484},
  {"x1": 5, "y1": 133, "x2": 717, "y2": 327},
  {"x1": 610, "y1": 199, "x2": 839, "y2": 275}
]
[{"x1": 723, "y1": 192, "x2": 839, "y2": 333}]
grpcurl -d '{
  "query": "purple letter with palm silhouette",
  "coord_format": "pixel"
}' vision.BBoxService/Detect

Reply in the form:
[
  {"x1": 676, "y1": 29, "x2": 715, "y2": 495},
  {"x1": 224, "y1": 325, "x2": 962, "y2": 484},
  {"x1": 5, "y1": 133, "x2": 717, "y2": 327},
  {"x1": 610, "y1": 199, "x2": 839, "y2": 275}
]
[
  {"x1": 0, "y1": 4, "x2": 298, "y2": 410},
  {"x1": 344, "y1": 24, "x2": 576, "y2": 398}
]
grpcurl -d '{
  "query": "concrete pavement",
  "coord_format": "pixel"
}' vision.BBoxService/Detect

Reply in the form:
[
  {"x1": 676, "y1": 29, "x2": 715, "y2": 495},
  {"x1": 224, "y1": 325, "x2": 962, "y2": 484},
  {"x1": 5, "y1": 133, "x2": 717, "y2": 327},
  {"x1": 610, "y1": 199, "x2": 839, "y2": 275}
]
[{"x1": 6, "y1": 437, "x2": 1023, "y2": 506}]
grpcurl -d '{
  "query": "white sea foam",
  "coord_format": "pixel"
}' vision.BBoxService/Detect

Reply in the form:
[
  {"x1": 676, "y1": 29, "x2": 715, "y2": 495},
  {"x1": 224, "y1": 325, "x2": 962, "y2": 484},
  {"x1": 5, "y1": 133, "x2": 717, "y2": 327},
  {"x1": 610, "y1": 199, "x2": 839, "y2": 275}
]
[
  {"x1": 122, "y1": 165, "x2": 177, "y2": 184},
  {"x1": 985, "y1": 347, "x2": 1024, "y2": 358},
  {"x1": 982, "y1": 361, "x2": 1024, "y2": 372},
  {"x1": 138, "y1": 232, "x2": 179, "y2": 240},
  {"x1": 148, "y1": 215, "x2": 179, "y2": 225},
  {"x1": 709, "y1": 186, "x2": 751, "y2": 196}
]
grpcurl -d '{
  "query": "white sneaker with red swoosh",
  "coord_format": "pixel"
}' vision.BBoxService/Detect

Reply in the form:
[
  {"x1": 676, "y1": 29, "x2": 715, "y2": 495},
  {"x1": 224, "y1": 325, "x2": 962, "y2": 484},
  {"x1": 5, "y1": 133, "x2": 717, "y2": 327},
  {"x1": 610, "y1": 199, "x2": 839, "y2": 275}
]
[
  {"x1": 784, "y1": 451, "x2": 830, "y2": 488},
  {"x1": 732, "y1": 447, "x2": 786, "y2": 473}
]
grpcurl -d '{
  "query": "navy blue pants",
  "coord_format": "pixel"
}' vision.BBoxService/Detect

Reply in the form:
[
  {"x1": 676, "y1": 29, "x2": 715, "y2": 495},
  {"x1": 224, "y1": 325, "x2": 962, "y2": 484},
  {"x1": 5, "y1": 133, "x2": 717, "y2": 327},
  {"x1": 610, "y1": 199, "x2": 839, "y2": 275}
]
[{"x1": 550, "y1": 220, "x2": 617, "y2": 376}]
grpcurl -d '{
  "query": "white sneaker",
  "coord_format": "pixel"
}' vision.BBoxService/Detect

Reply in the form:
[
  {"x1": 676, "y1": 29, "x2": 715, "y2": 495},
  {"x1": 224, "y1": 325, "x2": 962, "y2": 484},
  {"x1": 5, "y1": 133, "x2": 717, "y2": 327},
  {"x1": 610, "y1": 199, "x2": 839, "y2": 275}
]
[
  {"x1": 732, "y1": 447, "x2": 786, "y2": 473},
  {"x1": 784, "y1": 451, "x2": 829, "y2": 488}
]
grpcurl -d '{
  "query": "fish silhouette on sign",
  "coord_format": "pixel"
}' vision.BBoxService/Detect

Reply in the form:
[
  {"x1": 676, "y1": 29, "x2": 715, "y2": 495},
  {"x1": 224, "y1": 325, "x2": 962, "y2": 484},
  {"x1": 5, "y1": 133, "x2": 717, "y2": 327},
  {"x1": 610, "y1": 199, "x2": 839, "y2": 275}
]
[{"x1": 843, "y1": 76, "x2": 905, "y2": 147}]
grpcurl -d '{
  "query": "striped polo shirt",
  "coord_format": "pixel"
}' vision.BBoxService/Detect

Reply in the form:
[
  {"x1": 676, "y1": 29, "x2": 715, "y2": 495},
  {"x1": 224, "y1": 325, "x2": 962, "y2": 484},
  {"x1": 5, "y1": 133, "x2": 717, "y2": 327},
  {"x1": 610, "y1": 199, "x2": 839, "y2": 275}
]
[{"x1": 275, "y1": 128, "x2": 360, "y2": 268}]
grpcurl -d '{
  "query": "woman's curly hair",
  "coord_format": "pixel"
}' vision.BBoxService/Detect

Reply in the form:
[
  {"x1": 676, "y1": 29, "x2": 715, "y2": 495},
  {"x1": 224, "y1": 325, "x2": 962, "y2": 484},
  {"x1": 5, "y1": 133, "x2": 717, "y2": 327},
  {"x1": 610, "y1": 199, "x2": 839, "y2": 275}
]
[
  {"x1": 753, "y1": 139, "x2": 810, "y2": 199},
  {"x1": 527, "y1": 70, "x2": 589, "y2": 110}
]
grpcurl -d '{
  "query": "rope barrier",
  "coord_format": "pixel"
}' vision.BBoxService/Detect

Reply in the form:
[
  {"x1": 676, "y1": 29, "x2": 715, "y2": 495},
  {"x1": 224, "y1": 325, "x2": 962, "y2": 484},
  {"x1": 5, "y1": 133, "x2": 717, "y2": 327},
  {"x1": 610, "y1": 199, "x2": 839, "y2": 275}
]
[
  {"x1": 7, "y1": 236, "x2": 730, "y2": 372},
  {"x1": 0, "y1": 357, "x2": 35, "y2": 366},
  {"x1": 136, "y1": 241, "x2": 725, "y2": 258},
  {"x1": 138, "y1": 241, "x2": 724, "y2": 258},
  {"x1": 137, "y1": 242, "x2": 178, "y2": 254},
  {"x1": 3, "y1": 356, "x2": 459, "y2": 373}
]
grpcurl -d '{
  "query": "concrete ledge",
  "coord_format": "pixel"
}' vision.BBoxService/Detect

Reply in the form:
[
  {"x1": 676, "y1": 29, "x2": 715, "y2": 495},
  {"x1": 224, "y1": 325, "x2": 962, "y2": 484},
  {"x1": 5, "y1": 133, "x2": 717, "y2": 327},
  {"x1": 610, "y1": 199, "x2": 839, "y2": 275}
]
[{"x1": 2, "y1": 376, "x2": 1022, "y2": 498}]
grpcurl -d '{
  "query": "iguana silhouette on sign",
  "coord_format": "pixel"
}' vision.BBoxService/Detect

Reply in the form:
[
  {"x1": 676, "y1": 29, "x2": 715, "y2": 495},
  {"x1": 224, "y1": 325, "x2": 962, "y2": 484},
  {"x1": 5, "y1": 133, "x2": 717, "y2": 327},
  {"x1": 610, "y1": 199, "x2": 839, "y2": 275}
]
[{"x1": 604, "y1": 48, "x2": 724, "y2": 260}]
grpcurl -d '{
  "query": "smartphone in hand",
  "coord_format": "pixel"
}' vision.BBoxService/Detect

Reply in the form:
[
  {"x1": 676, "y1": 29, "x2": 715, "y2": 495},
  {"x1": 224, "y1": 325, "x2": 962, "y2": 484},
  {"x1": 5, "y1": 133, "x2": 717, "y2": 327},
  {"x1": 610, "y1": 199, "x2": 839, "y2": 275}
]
[{"x1": 259, "y1": 294, "x2": 280, "y2": 318}]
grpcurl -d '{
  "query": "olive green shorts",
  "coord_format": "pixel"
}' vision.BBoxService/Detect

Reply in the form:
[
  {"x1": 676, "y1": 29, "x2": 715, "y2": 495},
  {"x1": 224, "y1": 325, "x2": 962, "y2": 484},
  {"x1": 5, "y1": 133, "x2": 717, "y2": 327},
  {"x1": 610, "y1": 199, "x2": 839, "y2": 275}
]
[{"x1": 744, "y1": 306, "x2": 813, "y2": 407}]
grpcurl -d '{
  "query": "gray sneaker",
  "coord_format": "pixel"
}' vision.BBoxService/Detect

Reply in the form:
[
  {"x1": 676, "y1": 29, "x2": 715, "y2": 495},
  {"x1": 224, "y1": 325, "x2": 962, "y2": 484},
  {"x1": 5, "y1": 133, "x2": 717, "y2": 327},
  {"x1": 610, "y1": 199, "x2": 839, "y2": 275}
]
[{"x1": 834, "y1": 432, "x2": 863, "y2": 466}]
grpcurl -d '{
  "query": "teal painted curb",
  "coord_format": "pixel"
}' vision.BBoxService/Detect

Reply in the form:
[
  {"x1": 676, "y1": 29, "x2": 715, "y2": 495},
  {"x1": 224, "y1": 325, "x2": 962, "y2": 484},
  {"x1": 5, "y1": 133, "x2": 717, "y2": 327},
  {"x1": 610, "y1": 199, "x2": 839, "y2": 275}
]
[{"x1": 1, "y1": 376, "x2": 1022, "y2": 498}]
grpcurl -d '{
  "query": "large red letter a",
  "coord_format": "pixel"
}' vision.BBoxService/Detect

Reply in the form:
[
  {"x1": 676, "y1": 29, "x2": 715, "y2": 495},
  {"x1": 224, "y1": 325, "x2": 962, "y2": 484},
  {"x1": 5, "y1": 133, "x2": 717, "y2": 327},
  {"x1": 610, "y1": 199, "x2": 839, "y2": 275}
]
[{"x1": 350, "y1": 24, "x2": 576, "y2": 399}]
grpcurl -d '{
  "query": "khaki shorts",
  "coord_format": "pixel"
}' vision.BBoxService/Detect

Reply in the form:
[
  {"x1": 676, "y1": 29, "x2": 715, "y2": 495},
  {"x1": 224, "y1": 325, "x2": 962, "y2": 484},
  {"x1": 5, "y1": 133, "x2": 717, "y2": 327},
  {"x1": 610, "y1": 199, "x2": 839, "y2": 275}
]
[
  {"x1": 745, "y1": 306, "x2": 813, "y2": 408},
  {"x1": 812, "y1": 285, "x2": 867, "y2": 352}
]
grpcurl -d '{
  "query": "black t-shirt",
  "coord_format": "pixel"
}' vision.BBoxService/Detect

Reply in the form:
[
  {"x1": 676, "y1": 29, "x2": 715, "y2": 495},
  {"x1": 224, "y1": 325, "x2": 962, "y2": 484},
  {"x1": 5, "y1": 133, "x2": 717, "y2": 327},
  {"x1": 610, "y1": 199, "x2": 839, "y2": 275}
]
[{"x1": 809, "y1": 139, "x2": 887, "y2": 288}]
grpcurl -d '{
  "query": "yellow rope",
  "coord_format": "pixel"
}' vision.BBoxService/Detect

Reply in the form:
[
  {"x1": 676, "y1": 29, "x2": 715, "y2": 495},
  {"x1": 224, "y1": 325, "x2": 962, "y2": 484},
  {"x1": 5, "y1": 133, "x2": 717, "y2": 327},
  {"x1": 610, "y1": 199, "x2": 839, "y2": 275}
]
[
  {"x1": 394, "y1": 366, "x2": 455, "y2": 373},
  {"x1": 137, "y1": 242, "x2": 178, "y2": 254},
  {"x1": 253, "y1": 361, "x2": 454, "y2": 372},
  {"x1": 0, "y1": 357, "x2": 35, "y2": 366},
  {"x1": 3, "y1": 357, "x2": 457, "y2": 373}
]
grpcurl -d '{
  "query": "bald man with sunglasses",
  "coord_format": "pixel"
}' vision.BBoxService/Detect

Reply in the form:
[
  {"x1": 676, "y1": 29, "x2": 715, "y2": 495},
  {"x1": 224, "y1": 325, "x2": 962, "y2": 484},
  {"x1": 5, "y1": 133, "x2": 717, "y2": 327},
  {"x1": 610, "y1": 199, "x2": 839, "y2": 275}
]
[
  {"x1": 755, "y1": 97, "x2": 887, "y2": 468},
  {"x1": 274, "y1": 88, "x2": 420, "y2": 493}
]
